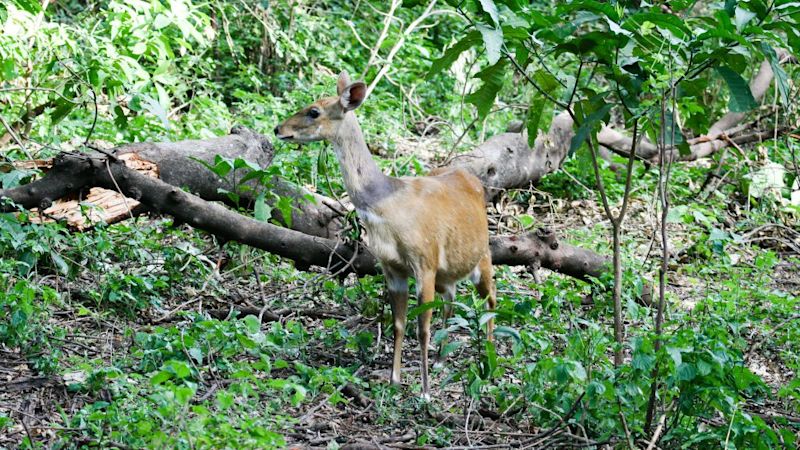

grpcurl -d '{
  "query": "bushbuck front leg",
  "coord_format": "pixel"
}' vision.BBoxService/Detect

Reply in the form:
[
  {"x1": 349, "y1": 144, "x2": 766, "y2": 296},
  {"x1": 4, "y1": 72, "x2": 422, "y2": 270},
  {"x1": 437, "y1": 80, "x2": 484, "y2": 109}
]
[
  {"x1": 386, "y1": 271, "x2": 408, "y2": 386},
  {"x1": 476, "y1": 253, "x2": 497, "y2": 341},
  {"x1": 418, "y1": 271, "x2": 436, "y2": 399}
]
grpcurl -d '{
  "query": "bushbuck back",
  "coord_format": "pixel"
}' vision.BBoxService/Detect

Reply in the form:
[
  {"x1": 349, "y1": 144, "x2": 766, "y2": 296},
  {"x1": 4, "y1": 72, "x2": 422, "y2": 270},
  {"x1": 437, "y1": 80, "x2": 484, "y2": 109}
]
[{"x1": 274, "y1": 71, "x2": 496, "y2": 398}]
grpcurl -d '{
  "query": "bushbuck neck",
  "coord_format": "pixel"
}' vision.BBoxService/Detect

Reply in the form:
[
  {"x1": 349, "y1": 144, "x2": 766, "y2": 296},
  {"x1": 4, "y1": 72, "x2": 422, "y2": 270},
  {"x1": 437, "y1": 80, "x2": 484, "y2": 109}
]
[{"x1": 329, "y1": 111, "x2": 397, "y2": 211}]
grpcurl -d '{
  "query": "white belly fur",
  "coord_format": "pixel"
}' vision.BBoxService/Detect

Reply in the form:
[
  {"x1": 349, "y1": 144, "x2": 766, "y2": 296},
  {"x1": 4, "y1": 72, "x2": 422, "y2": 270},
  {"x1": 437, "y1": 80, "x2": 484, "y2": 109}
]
[{"x1": 359, "y1": 209, "x2": 404, "y2": 266}]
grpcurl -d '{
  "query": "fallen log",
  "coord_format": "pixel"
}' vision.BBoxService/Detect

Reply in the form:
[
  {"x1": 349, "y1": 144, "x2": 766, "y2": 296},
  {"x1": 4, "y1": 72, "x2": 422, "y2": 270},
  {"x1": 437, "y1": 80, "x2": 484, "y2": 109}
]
[{"x1": 0, "y1": 152, "x2": 609, "y2": 281}]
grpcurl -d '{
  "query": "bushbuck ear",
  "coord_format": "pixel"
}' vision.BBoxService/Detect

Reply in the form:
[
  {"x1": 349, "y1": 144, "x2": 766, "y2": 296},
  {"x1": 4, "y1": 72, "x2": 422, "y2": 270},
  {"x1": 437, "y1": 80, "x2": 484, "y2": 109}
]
[
  {"x1": 337, "y1": 71, "x2": 351, "y2": 95},
  {"x1": 340, "y1": 82, "x2": 367, "y2": 112}
]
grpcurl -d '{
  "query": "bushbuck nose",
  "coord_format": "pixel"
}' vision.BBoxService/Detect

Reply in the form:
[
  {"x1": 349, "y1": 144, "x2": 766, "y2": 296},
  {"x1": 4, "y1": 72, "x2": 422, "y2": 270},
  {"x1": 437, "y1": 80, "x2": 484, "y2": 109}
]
[{"x1": 273, "y1": 126, "x2": 280, "y2": 135}]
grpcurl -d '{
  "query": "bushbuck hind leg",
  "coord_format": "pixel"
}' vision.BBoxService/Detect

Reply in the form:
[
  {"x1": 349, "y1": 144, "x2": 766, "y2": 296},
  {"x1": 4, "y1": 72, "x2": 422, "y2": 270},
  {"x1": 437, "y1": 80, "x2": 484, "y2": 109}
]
[
  {"x1": 417, "y1": 271, "x2": 436, "y2": 399},
  {"x1": 386, "y1": 270, "x2": 409, "y2": 386},
  {"x1": 435, "y1": 284, "x2": 456, "y2": 368},
  {"x1": 475, "y1": 253, "x2": 497, "y2": 342}
]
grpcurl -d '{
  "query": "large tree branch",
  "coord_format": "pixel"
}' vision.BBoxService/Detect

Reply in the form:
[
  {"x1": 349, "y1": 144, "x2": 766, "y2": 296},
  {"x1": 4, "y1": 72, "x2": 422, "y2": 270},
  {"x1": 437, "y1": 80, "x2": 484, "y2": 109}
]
[
  {"x1": 0, "y1": 151, "x2": 608, "y2": 281},
  {"x1": 597, "y1": 53, "x2": 794, "y2": 163}
]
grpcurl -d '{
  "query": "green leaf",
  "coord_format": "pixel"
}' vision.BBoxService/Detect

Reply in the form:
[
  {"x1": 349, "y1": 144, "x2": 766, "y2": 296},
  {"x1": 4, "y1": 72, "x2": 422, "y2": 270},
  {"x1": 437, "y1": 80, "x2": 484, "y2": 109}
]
[
  {"x1": 477, "y1": 24, "x2": 504, "y2": 65},
  {"x1": 168, "y1": 360, "x2": 192, "y2": 379},
  {"x1": 275, "y1": 196, "x2": 293, "y2": 228},
  {"x1": 188, "y1": 347, "x2": 203, "y2": 364},
  {"x1": 216, "y1": 390, "x2": 234, "y2": 409},
  {"x1": 113, "y1": 105, "x2": 127, "y2": 130},
  {"x1": 254, "y1": 192, "x2": 270, "y2": 222},
  {"x1": 1, "y1": 58, "x2": 16, "y2": 81},
  {"x1": 677, "y1": 362, "x2": 697, "y2": 381},
  {"x1": 11, "y1": 0, "x2": 42, "y2": 14},
  {"x1": 526, "y1": 94, "x2": 545, "y2": 147},
  {"x1": 761, "y1": 43, "x2": 790, "y2": 105},
  {"x1": 716, "y1": 66, "x2": 757, "y2": 112},
  {"x1": 734, "y1": 6, "x2": 757, "y2": 30},
  {"x1": 51, "y1": 253, "x2": 69, "y2": 276},
  {"x1": 661, "y1": 109, "x2": 688, "y2": 156},
  {"x1": 493, "y1": 325, "x2": 521, "y2": 343},
  {"x1": 479, "y1": 312, "x2": 497, "y2": 326},
  {"x1": 724, "y1": 0, "x2": 737, "y2": 16},
  {"x1": 151, "y1": 370, "x2": 172, "y2": 385},
  {"x1": 478, "y1": 0, "x2": 500, "y2": 26},
  {"x1": 465, "y1": 59, "x2": 507, "y2": 119},
  {"x1": 666, "y1": 346, "x2": 683, "y2": 366},
  {"x1": 569, "y1": 101, "x2": 613, "y2": 155},
  {"x1": 427, "y1": 30, "x2": 481, "y2": 77},
  {"x1": 407, "y1": 300, "x2": 444, "y2": 320},
  {"x1": 482, "y1": 340, "x2": 498, "y2": 378},
  {"x1": 50, "y1": 99, "x2": 76, "y2": 124},
  {"x1": 243, "y1": 315, "x2": 261, "y2": 334}
]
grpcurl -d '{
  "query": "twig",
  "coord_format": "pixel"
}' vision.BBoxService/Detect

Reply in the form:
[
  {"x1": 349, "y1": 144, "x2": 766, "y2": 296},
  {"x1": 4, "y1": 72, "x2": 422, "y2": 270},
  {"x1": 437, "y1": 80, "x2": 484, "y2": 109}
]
[
  {"x1": 361, "y1": 0, "x2": 402, "y2": 77},
  {"x1": 0, "y1": 114, "x2": 35, "y2": 160},
  {"x1": 365, "y1": 0, "x2": 439, "y2": 99}
]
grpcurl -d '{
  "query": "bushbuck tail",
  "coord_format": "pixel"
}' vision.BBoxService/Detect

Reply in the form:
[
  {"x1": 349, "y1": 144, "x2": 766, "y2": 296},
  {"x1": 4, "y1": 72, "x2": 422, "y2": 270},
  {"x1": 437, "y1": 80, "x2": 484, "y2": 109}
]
[{"x1": 274, "y1": 71, "x2": 496, "y2": 398}]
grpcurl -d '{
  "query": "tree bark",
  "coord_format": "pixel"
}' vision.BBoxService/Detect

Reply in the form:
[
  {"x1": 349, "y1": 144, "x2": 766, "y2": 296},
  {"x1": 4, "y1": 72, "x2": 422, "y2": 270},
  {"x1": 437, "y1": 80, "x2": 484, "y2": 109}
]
[
  {"x1": 0, "y1": 152, "x2": 609, "y2": 281},
  {"x1": 461, "y1": 54, "x2": 792, "y2": 183}
]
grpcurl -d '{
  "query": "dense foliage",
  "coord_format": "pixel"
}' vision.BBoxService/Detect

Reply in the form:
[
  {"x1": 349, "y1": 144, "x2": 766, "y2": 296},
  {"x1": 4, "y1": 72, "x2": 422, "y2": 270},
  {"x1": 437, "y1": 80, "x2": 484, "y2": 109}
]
[{"x1": 1, "y1": 0, "x2": 799, "y2": 448}]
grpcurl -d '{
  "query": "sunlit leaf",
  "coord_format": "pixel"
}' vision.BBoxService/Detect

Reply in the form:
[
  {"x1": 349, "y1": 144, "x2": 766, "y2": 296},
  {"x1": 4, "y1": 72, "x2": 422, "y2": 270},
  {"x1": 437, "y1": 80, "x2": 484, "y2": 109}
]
[{"x1": 477, "y1": 24, "x2": 504, "y2": 65}]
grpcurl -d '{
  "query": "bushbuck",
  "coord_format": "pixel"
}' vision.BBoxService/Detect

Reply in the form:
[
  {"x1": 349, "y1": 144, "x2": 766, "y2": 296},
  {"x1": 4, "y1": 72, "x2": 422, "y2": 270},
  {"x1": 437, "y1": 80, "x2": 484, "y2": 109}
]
[{"x1": 274, "y1": 71, "x2": 496, "y2": 398}]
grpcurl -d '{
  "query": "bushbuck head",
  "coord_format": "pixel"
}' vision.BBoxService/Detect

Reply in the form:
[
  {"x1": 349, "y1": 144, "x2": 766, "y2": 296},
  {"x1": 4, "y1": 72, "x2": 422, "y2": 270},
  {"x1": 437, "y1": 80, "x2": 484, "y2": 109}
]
[{"x1": 274, "y1": 71, "x2": 366, "y2": 143}]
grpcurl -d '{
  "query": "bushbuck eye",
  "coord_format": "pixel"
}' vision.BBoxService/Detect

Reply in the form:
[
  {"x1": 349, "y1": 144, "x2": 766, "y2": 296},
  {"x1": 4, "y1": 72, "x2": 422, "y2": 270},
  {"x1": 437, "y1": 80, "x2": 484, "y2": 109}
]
[{"x1": 308, "y1": 108, "x2": 320, "y2": 119}]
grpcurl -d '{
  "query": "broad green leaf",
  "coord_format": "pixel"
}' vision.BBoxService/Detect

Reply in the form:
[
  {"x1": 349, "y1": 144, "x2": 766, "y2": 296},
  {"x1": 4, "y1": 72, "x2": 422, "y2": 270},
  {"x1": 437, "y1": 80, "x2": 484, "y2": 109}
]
[
  {"x1": 153, "y1": 13, "x2": 171, "y2": 29},
  {"x1": 761, "y1": 43, "x2": 790, "y2": 105},
  {"x1": 427, "y1": 30, "x2": 481, "y2": 77},
  {"x1": 677, "y1": 363, "x2": 697, "y2": 381},
  {"x1": 624, "y1": 12, "x2": 690, "y2": 38},
  {"x1": 465, "y1": 59, "x2": 507, "y2": 119},
  {"x1": 50, "y1": 99, "x2": 76, "y2": 124},
  {"x1": 243, "y1": 315, "x2": 261, "y2": 334},
  {"x1": 716, "y1": 66, "x2": 757, "y2": 112},
  {"x1": 275, "y1": 195, "x2": 293, "y2": 228},
  {"x1": 734, "y1": 6, "x2": 757, "y2": 30},
  {"x1": 661, "y1": 109, "x2": 689, "y2": 156},
  {"x1": 569, "y1": 101, "x2": 613, "y2": 155},
  {"x1": 478, "y1": 0, "x2": 500, "y2": 26},
  {"x1": 479, "y1": 312, "x2": 497, "y2": 326},
  {"x1": 1, "y1": 58, "x2": 16, "y2": 81},
  {"x1": 477, "y1": 24, "x2": 503, "y2": 65},
  {"x1": 188, "y1": 347, "x2": 203, "y2": 364},
  {"x1": 482, "y1": 340, "x2": 498, "y2": 378},
  {"x1": 151, "y1": 370, "x2": 172, "y2": 385},
  {"x1": 216, "y1": 390, "x2": 234, "y2": 409},
  {"x1": 666, "y1": 346, "x2": 683, "y2": 366},
  {"x1": 724, "y1": 0, "x2": 737, "y2": 16},
  {"x1": 254, "y1": 192, "x2": 270, "y2": 222},
  {"x1": 11, "y1": 0, "x2": 42, "y2": 14},
  {"x1": 140, "y1": 94, "x2": 170, "y2": 128},
  {"x1": 169, "y1": 360, "x2": 192, "y2": 379},
  {"x1": 557, "y1": 0, "x2": 620, "y2": 21},
  {"x1": 493, "y1": 325, "x2": 521, "y2": 342},
  {"x1": 51, "y1": 253, "x2": 69, "y2": 276},
  {"x1": 526, "y1": 94, "x2": 545, "y2": 147},
  {"x1": 113, "y1": 105, "x2": 127, "y2": 129}
]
